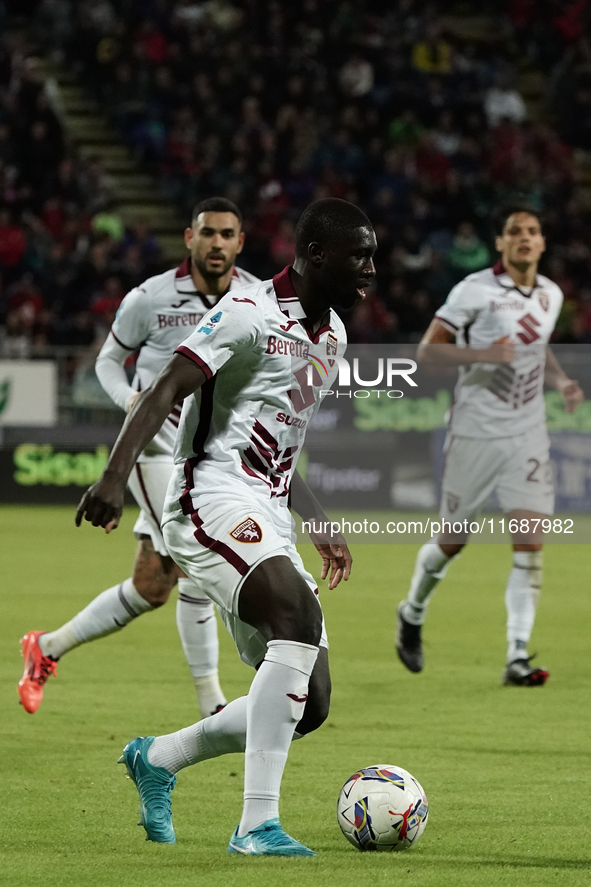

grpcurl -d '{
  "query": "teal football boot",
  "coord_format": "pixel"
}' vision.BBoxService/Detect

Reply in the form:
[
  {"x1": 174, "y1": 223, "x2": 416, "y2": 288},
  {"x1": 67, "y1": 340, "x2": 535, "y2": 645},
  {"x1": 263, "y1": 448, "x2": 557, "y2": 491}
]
[
  {"x1": 118, "y1": 736, "x2": 176, "y2": 843},
  {"x1": 228, "y1": 818, "x2": 316, "y2": 856}
]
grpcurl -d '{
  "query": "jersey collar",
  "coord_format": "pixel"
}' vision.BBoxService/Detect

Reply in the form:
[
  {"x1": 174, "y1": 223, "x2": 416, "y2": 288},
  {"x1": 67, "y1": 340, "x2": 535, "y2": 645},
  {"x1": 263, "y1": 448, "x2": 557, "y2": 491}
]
[
  {"x1": 492, "y1": 259, "x2": 540, "y2": 299},
  {"x1": 175, "y1": 257, "x2": 222, "y2": 309},
  {"x1": 272, "y1": 265, "x2": 333, "y2": 342}
]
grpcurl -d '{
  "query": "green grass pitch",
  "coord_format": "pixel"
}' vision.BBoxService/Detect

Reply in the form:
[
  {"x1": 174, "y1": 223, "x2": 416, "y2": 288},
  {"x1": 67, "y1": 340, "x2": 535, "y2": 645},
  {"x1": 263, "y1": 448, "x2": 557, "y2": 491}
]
[{"x1": 1, "y1": 505, "x2": 590, "y2": 887}]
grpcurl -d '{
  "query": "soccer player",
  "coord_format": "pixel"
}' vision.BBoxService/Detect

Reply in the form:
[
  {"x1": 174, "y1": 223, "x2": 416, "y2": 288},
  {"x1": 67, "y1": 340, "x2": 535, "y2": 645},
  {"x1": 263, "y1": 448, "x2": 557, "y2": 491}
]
[
  {"x1": 396, "y1": 204, "x2": 584, "y2": 685},
  {"x1": 18, "y1": 197, "x2": 258, "y2": 717},
  {"x1": 75, "y1": 198, "x2": 376, "y2": 856}
]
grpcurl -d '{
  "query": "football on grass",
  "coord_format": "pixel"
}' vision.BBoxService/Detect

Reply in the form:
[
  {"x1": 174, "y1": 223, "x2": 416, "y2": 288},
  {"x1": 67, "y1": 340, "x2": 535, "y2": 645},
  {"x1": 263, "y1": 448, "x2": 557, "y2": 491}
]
[{"x1": 337, "y1": 764, "x2": 429, "y2": 851}]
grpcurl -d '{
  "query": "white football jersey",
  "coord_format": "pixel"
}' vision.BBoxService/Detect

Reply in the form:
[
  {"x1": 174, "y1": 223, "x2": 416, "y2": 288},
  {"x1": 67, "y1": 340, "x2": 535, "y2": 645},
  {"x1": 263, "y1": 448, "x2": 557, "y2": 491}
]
[
  {"x1": 161, "y1": 266, "x2": 347, "y2": 526},
  {"x1": 435, "y1": 262, "x2": 563, "y2": 438},
  {"x1": 98, "y1": 258, "x2": 258, "y2": 459}
]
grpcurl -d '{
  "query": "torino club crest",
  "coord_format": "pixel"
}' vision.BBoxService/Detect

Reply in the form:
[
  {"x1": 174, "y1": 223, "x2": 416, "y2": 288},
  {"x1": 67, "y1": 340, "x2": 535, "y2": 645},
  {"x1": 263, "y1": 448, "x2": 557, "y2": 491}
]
[
  {"x1": 230, "y1": 517, "x2": 263, "y2": 543},
  {"x1": 326, "y1": 333, "x2": 338, "y2": 367}
]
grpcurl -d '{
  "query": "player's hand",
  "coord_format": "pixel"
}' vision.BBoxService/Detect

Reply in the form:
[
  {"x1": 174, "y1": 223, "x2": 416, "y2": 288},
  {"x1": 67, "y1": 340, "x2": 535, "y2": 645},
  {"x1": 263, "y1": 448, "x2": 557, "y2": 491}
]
[
  {"x1": 75, "y1": 472, "x2": 125, "y2": 533},
  {"x1": 315, "y1": 540, "x2": 352, "y2": 589},
  {"x1": 558, "y1": 378, "x2": 584, "y2": 413},
  {"x1": 483, "y1": 336, "x2": 514, "y2": 364},
  {"x1": 307, "y1": 522, "x2": 352, "y2": 589}
]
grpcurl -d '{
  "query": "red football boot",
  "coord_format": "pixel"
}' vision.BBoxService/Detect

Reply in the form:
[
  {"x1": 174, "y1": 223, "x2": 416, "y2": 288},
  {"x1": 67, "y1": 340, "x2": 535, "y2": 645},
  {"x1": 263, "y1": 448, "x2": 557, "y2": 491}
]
[{"x1": 18, "y1": 631, "x2": 57, "y2": 713}]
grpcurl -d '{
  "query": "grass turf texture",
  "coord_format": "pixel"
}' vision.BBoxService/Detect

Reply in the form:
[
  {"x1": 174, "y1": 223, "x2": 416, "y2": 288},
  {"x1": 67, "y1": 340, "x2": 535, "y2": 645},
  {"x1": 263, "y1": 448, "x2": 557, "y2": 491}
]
[{"x1": 1, "y1": 504, "x2": 590, "y2": 887}]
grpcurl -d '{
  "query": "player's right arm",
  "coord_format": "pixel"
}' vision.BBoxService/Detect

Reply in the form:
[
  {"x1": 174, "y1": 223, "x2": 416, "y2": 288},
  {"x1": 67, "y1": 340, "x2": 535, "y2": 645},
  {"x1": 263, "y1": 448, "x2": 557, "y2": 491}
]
[
  {"x1": 76, "y1": 355, "x2": 206, "y2": 532},
  {"x1": 95, "y1": 335, "x2": 139, "y2": 413},
  {"x1": 95, "y1": 287, "x2": 151, "y2": 412},
  {"x1": 77, "y1": 289, "x2": 264, "y2": 532},
  {"x1": 417, "y1": 278, "x2": 513, "y2": 366},
  {"x1": 417, "y1": 319, "x2": 514, "y2": 366}
]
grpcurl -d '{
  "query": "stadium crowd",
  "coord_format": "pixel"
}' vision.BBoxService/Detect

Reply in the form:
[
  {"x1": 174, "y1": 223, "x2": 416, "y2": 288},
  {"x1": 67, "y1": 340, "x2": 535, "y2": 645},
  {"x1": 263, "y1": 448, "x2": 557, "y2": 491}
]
[
  {"x1": 2, "y1": 0, "x2": 591, "y2": 362},
  {"x1": 0, "y1": 35, "x2": 163, "y2": 362}
]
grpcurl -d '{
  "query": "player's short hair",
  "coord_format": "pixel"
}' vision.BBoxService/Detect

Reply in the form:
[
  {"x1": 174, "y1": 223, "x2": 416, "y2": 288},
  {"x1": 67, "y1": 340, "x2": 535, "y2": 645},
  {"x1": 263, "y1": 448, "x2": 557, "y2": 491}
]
[
  {"x1": 493, "y1": 201, "x2": 543, "y2": 235},
  {"x1": 191, "y1": 197, "x2": 243, "y2": 227},
  {"x1": 295, "y1": 198, "x2": 373, "y2": 257}
]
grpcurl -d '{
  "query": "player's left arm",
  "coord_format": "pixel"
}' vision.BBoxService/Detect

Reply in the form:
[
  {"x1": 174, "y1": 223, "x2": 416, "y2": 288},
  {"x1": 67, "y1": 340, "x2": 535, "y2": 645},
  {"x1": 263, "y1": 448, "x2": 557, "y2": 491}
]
[
  {"x1": 545, "y1": 347, "x2": 584, "y2": 413},
  {"x1": 289, "y1": 470, "x2": 352, "y2": 590}
]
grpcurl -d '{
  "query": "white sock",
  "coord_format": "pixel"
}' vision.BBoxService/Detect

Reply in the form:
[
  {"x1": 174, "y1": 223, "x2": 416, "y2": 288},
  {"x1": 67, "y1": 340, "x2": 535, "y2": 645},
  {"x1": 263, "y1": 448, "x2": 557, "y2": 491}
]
[
  {"x1": 176, "y1": 579, "x2": 226, "y2": 717},
  {"x1": 146, "y1": 697, "x2": 307, "y2": 775},
  {"x1": 39, "y1": 579, "x2": 153, "y2": 659},
  {"x1": 505, "y1": 550, "x2": 542, "y2": 663},
  {"x1": 147, "y1": 695, "x2": 248, "y2": 774},
  {"x1": 239, "y1": 639, "x2": 319, "y2": 837},
  {"x1": 401, "y1": 542, "x2": 454, "y2": 625}
]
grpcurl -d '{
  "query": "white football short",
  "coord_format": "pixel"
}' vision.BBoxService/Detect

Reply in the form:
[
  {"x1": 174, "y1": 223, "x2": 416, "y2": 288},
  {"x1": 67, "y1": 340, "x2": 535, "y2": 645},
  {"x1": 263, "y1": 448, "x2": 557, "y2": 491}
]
[
  {"x1": 162, "y1": 496, "x2": 328, "y2": 668},
  {"x1": 440, "y1": 424, "x2": 554, "y2": 522},
  {"x1": 127, "y1": 458, "x2": 173, "y2": 557}
]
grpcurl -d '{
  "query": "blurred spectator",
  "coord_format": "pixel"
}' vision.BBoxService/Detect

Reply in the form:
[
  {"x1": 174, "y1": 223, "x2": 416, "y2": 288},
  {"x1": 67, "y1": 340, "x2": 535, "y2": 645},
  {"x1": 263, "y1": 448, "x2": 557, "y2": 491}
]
[
  {"x1": 92, "y1": 204, "x2": 125, "y2": 242},
  {"x1": 0, "y1": 308, "x2": 33, "y2": 358},
  {"x1": 90, "y1": 274, "x2": 124, "y2": 339},
  {"x1": 269, "y1": 219, "x2": 295, "y2": 268},
  {"x1": 431, "y1": 112, "x2": 461, "y2": 157},
  {"x1": 388, "y1": 110, "x2": 425, "y2": 149},
  {"x1": 392, "y1": 226, "x2": 433, "y2": 282},
  {"x1": 7, "y1": 272, "x2": 44, "y2": 318},
  {"x1": 415, "y1": 133, "x2": 451, "y2": 186},
  {"x1": 120, "y1": 219, "x2": 161, "y2": 267},
  {"x1": 484, "y1": 73, "x2": 527, "y2": 128},
  {"x1": 339, "y1": 54, "x2": 374, "y2": 98},
  {"x1": 412, "y1": 24, "x2": 452, "y2": 75},
  {"x1": 446, "y1": 222, "x2": 490, "y2": 279},
  {"x1": 136, "y1": 20, "x2": 168, "y2": 65},
  {"x1": 0, "y1": 208, "x2": 26, "y2": 282}
]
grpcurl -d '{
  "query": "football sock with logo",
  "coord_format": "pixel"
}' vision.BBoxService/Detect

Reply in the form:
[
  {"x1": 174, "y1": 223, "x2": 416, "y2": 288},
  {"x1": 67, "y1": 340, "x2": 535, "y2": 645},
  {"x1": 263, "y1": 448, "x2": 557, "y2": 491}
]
[
  {"x1": 146, "y1": 698, "x2": 308, "y2": 775},
  {"x1": 147, "y1": 695, "x2": 249, "y2": 774},
  {"x1": 505, "y1": 550, "x2": 542, "y2": 663},
  {"x1": 175, "y1": 579, "x2": 226, "y2": 717},
  {"x1": 238, "y1": 639, "x2": 319, "y2": 837},
  {"x1": 38, "y1": 579, "x2": 154, "y2": 659},
  {"x1": 401, "y1": 542, "x2": 455, "y2": 625}
]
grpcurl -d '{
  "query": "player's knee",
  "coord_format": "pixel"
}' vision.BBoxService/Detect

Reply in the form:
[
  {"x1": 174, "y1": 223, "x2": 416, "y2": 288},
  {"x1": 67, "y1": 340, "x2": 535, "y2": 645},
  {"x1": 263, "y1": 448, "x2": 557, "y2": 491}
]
[
  {"x1": 440, "y1": 542, "x2": 464, "y2": 558},
  {"x1": 276, "y1": 597, "x2": 322, "y2": 646},
  {"x1": 297, "y1": 684, "x2": 331, "y2": 735},
  {"x1": 296, "y1": 615, "x2": 323, "y2": 647},
  {"x1": 240, "y1": 559, "x2": 323, "y2": 644},
  {"x1": 131, "y1": 576, "x2": 172, "y2": 607}
]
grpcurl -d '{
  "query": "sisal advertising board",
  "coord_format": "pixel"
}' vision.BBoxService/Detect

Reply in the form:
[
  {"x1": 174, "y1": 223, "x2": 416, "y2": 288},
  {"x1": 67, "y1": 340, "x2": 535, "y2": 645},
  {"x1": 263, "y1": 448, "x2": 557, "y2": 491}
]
[{"x1": 0, "y1": 443, "x2": 112, "y2": 503}]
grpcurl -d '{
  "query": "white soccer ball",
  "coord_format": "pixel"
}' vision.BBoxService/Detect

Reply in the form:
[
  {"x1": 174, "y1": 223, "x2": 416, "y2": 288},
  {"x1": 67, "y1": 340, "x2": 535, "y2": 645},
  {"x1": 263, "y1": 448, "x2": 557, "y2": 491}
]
[{"x1": 337, "y1": 764, "x2": 429, "y2": 851}]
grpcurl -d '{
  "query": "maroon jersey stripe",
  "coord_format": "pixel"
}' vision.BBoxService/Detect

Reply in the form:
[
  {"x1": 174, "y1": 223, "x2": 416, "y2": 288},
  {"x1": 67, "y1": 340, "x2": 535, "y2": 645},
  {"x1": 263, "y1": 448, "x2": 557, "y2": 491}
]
[
  {"x1": 175, "y1": 346, "x2": 213, "y2": 379},
  {"x1": 111, "y1": 329, "x2": 136, "y2": 350},
  {"x1": 189, "y1": 508, "x2": 250, "y2": 576},
  {"x1": 179, "y1": 458, "x2": 249, "y2": 576}
]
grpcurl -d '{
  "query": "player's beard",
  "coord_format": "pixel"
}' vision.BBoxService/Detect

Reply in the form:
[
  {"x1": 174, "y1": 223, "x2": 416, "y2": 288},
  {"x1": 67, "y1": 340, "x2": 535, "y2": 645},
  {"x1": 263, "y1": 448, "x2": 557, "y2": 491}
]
[{"x1": 194, "y1": 253, "x2": 233, "y2": 281}]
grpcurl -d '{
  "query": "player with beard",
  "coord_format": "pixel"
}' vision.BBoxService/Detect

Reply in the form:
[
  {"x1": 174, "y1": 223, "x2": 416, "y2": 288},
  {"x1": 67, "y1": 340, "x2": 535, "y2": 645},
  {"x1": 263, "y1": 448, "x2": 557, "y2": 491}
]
[
  {"x1": 75, "y1": 198, "x2": 376, "y2": 856},
  {"x1": 395, "y1": 204, "x2": 583, "y2": 685},
  {"x1": 19, "y1": 198, "x2": 258, "y2": 718}
]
